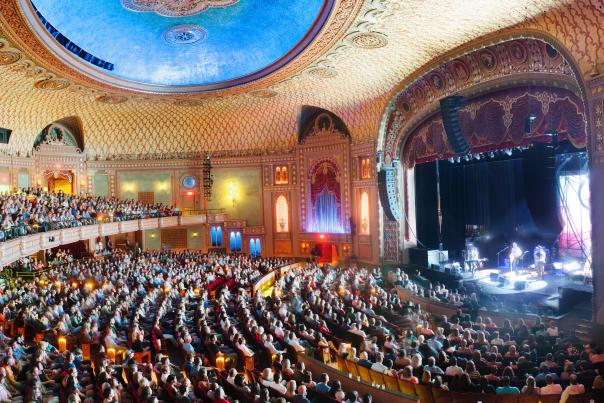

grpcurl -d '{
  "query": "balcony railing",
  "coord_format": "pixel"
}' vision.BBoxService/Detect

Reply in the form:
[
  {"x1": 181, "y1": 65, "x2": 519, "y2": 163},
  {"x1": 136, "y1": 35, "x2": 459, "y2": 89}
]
[{"x1": 0, "y1": 212, "x2": 223, "y2": 267}]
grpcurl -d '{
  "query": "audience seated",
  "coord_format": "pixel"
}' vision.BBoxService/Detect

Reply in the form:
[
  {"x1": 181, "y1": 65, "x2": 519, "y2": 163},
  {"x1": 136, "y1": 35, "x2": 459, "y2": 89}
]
[{"x1": 0, "y1": 188, "x2": 179, "y2": 241}]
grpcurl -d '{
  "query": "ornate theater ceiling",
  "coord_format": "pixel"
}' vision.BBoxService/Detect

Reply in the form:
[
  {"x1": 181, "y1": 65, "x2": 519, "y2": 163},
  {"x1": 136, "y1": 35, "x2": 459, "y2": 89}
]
[{"x1": 0, "y1": 0, "x2": 600, "y2": 158}]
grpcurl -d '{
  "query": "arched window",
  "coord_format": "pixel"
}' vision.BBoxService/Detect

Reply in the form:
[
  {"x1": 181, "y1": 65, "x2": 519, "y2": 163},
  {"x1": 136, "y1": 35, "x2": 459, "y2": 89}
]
[
  {"x1": 230, "y1": 231, "x2": 242, "y2": 252},
  {"x1": 250, "y1": 238, "x2": 256, "y2": 257},
  {"x1": 275, "y1": 167, "x2": 282, "y2": 184},
  {"x1": 275, "y1": 166, "x2": 289, "y2": 184},
  {"x1": 360, "y1": 191, "x2": 370, "y2": 234},
  {"x1": 275, "y1": 195, "x2": 289, "y2": 232},
  {"x1": 250, "y1": 238, "x2": 261, "y2": 257},
  {"x1": 281, "y1": 167, "x2": 288, "y2": 184},
  {"x1": 211, "y1": 226, "x2": 222, "y2": 247},
  {"x1": 360, "y1": 157, "x2": 370, "y2": 179}
]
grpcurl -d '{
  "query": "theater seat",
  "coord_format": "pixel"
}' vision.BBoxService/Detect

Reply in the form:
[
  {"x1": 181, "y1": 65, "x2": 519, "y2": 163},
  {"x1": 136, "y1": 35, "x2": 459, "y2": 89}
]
[
  {"x1": 397, "y1": 378, "x2": 417, "y2": 396},
  {"x1": 518, "y1": 394, "x2": 559, "y2": 403},
  {"x1": 383, "y1": 374, "x2": 399, "y2": 392},
  {"x1": 345, "y1": 360, "x2": 360, "y2": 378},
  {"x1": 431, "y1": 386, "x2": 451, "y2": 403},
  {"x1": 356, "y1": 364, "x2": 372, "y2": 383},
  {"x1": 414, "y1": 383, "x2": 434, "y2": 403},
  {"x1": 369, "y1": 369, "x2": 386, "y2": 386}
]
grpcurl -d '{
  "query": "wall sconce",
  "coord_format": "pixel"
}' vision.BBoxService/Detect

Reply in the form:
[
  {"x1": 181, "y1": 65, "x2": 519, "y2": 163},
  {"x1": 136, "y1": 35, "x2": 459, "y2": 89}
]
[
  {"x1": 301, "y1": 242, "x2": 310, "y2": 253},
  {"x1": 216, "y1": 352, "x2": 225, "y2": 371},
  {"x1": 228, "y1": 182, "x2": 237, "y2": 208},
  {"x1": 192, "y1": 232, "x2": 198, "y2": 237},
  {"x1": 150, "y1": 233, "x2": 156, "y2": 239}
]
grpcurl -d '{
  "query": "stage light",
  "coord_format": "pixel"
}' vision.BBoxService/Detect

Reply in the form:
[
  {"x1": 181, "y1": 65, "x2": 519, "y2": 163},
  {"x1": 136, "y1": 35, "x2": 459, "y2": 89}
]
[{"x1": 504, "y1": 149, "x2": 513, "y2": 156}]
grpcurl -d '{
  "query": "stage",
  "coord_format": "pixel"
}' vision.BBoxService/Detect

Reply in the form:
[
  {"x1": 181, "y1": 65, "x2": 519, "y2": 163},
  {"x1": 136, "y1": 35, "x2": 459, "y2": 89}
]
[{"x1": 458, "y1": 265, "x2": 592, "y2": 315}]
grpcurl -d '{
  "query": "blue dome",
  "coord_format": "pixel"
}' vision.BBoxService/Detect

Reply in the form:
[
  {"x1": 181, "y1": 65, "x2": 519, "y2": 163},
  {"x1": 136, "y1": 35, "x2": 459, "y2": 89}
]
[{"x1": 29, "y1": 0, "x2": 331, "y2": 90}]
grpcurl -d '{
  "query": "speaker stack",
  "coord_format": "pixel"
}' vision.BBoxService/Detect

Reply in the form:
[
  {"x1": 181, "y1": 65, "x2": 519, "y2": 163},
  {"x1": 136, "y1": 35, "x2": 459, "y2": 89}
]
[{"x1": 440, "y1": 96, "x2": 470, "y2": 156}]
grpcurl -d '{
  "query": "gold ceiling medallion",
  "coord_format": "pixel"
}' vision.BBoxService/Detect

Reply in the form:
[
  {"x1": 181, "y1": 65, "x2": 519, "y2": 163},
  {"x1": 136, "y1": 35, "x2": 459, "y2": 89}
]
[
  {"x1": 34, "y1": 78, "x2": 70, "y2": 90},
  {"x1": 307, "y1": 67, "x2": 338, "y2": 79},
  {"x1": 0, "y1": 49, "x2": 22, "y2": 65},
  {"x1": 249, "y1": 89, "x2": 278, "y2": 98},
  {"x1": 173, "y1": 99, "x2": 204, "y2": 107},
  {"x1": 346, "y1": 32, "x2": 388, "y2": 49},
  {"x1": 121, "y1": 0, "x2": 239, "y2": 17},
  {"x1": 96, "y1": 95, "x2": 128, "y2": 104}
]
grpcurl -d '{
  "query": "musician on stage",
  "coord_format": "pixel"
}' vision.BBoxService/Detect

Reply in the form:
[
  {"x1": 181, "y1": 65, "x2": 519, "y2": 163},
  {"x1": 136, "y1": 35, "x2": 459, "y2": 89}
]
[
  {"x1": 509, "y1": 242, "x2": 522, "y2": 272},
  {"x1": 533, "y1": 245, "x2": 547, "y2": 278},
  {"x1": 466, "y1": 243, "x2": 480, "y2": 276}
]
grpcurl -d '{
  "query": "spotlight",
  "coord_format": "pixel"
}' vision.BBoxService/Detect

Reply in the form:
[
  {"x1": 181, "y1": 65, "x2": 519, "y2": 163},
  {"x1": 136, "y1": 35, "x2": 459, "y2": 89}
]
[
  {"x1": 504, "y1": 149, "x2": 513, "y2": 156},
  {"x1": 489, "y1": 152, "x2": 495, "y2": 158}
]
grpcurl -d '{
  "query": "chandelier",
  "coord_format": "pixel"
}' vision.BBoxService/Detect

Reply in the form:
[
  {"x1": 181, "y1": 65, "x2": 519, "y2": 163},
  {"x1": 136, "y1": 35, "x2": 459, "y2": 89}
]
[{"x1": 121, "y1": 0, "x2": 239, "y2": 17}]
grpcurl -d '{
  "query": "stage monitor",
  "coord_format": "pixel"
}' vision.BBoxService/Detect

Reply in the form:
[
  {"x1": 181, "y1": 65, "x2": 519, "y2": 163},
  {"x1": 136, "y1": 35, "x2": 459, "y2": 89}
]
[{"x1": 440, "y1": 96, "x2": 470, "y2": 156}]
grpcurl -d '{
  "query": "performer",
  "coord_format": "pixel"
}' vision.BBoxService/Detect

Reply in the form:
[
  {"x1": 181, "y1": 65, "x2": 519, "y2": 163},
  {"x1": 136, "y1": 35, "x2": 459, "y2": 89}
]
[
  {"x1": 466, "y1": 243, "x2": 480, "y2": 276},
  {"x1": 509, "y1": 242, "x2": 522, "y2": 272},
  {"x1": 533, "y1": 246, "x2": 546, "y2": 278}
]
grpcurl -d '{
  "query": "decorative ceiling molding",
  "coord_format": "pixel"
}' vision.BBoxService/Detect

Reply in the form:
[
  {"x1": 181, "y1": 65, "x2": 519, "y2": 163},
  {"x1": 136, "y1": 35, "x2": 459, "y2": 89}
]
[{"x1": 121, "y1": 0, "x2": 239, "y2": 17}]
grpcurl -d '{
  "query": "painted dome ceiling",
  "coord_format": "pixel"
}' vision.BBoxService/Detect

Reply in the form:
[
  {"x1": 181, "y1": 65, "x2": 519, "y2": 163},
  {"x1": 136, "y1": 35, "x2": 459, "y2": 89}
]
[{"x1": 26, "y1": 0, "x2": 331, "y2": 92}]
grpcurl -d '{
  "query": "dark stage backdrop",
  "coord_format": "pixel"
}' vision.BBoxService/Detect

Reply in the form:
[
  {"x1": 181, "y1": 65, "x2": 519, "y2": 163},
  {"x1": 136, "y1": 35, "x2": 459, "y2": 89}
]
[{"x1": 414, "y1": 146, "x2": 563, "y2": 262}]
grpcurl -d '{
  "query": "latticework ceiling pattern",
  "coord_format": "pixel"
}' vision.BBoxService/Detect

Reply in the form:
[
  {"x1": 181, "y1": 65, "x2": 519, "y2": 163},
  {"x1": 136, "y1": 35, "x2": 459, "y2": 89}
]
[{"x1": 0, "y1": 0, "x2": 587, "y2": 157}]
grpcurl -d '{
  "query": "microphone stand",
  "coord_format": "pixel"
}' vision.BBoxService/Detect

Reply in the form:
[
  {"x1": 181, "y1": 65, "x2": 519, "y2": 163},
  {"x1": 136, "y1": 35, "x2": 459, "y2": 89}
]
[{"x1": 496, "y1": 245, "x2": 510, "y2": 269}]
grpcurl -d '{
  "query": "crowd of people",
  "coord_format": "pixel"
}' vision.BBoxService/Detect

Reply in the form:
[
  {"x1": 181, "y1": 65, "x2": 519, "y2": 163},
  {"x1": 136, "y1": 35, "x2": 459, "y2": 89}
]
[
  {"x1": 0, "y1": 241, "x2": 599, "y2": 402},
  {"x1": 0, "y1": 189, "x2": 179, "y2": 241}
]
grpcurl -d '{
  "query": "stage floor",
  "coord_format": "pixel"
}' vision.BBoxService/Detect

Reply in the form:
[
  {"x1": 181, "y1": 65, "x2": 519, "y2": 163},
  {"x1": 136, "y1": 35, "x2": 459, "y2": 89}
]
[{"x1": 464, "y1": 266, "x2": 591, "y2": 295}]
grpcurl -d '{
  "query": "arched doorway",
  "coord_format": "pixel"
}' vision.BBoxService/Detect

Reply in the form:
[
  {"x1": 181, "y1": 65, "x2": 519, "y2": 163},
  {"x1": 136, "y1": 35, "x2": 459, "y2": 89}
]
[{"x1": 46, "y1": 171, "x2": 74, "y2": 194}]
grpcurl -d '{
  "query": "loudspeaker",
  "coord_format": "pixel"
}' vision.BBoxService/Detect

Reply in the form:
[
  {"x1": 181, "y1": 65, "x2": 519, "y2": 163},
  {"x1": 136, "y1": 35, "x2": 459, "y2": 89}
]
[
  {"x1": 440, "y1": 96, "x2": 470, "y2": 156},
  {"x1": 409, "y1": 247, "x2": 448, "y2": 268},
  {"x1": 378, "y1": 167, "x2": 400, "y2": 221},
  {"x1": 0, "y1": 128, "x2": 11, "y2": 144},
  {"x1": 514, "y1": 280, "x2": 527, "y2": 290}
]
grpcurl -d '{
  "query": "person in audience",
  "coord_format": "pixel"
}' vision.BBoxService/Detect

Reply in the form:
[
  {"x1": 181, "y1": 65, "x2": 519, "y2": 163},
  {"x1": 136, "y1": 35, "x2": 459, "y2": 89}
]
[
  {"x1": 370, "y1": 352, "x2": 387, "y2": 373},
  {"x1": 521, "y1": 376, "x2": 539, "y2": 395},
  {"x1": 560, "y1": 374, "x2": 585, "y2": 403},
  {"x1": 496, "y1": 376, "x2": 520, "y2": 395},
  {"x1": 316, "y1": 373, "x2": 331, "y2": 394},
  {"x1": 540, "y1": 374, "x2": 563, "y2": 395},
  {"x1": 293, "y1": 385, "x2": 311, "y2": 403}
]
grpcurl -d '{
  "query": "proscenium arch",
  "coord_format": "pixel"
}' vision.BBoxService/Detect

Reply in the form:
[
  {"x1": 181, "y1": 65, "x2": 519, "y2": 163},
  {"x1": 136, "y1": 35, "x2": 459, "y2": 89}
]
[{"x1": 376, "y1": 29, "x2": 592, "y2": 167}]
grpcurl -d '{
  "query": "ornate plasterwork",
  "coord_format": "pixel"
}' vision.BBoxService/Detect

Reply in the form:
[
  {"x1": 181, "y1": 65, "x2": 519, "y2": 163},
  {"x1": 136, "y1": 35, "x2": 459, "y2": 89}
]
[
  {"x1": 162, "y1": 24, "x2": 207, "y2": 45},
  {"x1": 121, "y1": 0, "x2": 239, "y2": 17},
  {"x1": 1, "y1": 1, "x2": 602, "y2": 157},
  {"x1": 379, "y1": 38, "x2": 579, "y2": 165}
]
